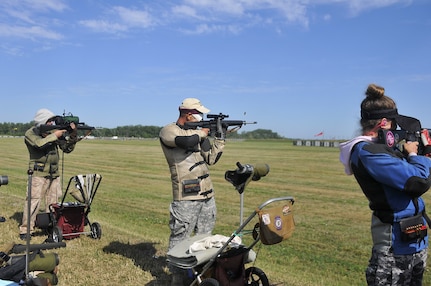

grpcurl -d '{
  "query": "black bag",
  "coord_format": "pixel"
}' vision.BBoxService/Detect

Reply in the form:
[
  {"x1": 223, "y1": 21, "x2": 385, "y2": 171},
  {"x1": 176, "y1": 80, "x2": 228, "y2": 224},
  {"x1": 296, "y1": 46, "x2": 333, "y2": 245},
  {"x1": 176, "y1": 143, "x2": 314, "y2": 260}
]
[
  {"x1": 399, "y1": 214, "x2": 428, "y2": 242},
  {"x1": 0, "y1": 250, "x2": 57, "y2": 284},
  {"x1": 0, "y1": 252, "x2": 37, "y2": 282},
  {"x1": 214, "y1": 247, "x2": 248, "y2": 286}
]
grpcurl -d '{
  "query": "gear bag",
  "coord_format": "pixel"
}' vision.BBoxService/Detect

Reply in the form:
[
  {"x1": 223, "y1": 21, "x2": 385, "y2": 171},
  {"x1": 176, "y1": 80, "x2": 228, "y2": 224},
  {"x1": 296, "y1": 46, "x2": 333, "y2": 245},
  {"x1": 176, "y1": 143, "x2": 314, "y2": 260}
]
[{"x1": 256, "y1": 201, "x2": 295, "y2": 245}]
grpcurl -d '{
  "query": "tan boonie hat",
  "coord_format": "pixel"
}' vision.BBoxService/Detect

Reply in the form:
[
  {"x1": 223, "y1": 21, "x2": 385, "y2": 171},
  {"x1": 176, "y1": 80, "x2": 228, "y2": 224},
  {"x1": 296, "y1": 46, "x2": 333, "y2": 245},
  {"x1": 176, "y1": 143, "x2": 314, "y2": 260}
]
[
  {"x1": 34, "y1": 108, "x2": 55, "y2": 127},
  {"x1": 179, "y1": 98, "x2": 210, "y2": 114}
]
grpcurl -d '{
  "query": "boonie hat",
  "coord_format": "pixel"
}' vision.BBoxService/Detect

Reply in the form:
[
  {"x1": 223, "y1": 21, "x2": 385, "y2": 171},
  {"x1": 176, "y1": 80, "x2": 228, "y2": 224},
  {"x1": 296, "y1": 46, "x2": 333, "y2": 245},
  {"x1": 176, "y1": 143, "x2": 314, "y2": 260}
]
[
  {"x1": 179, "y1": 98, "x2": 210, "y2": 114},
  {"x1": 34, "y1": 108, "x2": 55, "y2": 127}
]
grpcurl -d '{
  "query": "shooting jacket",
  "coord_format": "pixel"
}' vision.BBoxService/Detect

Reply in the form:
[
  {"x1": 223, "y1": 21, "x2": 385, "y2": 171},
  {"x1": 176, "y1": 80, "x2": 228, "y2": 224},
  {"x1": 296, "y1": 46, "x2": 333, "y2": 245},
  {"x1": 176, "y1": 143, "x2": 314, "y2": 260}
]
[
  {"x1": 24, "y1": 126, "x2": 78, "y2": 178},
  {"x1": 339, "y1": 137, "x2": 431, "y2": 255},
  {"x1": 159, "y1": 122, "x2": 225, "y2": 201}
]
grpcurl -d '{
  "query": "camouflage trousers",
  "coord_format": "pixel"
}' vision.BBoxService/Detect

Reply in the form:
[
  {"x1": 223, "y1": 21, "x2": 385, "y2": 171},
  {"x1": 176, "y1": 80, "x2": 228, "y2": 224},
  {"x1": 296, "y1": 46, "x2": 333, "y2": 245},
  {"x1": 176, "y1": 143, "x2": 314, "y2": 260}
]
[
  {"x1": 168, "y1": 197, "x2": 216, "y2": 273},
  {"x1": 366, "y1": 247, "x2": 427, "y2": 286},
  {"x1": 19, "y1": 176, "x2": 62, "y2": 235}
]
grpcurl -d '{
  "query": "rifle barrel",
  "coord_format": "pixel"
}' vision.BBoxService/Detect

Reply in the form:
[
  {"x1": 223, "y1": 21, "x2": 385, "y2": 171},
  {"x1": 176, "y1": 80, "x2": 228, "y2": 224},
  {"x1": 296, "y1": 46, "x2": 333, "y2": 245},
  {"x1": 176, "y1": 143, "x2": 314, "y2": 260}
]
[{"x1": 11, "y1": 242, "x2": 66, "y2": 254}]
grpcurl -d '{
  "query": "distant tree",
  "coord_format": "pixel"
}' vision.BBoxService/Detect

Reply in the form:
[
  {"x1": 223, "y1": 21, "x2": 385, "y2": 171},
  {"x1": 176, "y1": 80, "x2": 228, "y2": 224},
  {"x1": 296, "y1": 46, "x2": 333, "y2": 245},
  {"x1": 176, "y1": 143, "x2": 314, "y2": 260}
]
[
  {"x1": 0, "y1": 122, "x2": 283, "y2": 140},
  {"x1": 0, "y1": 122, "x2": 33, "y2": 136},
  {"x1": 228, "y1": 128, "x2": 283, "y2": 139}
]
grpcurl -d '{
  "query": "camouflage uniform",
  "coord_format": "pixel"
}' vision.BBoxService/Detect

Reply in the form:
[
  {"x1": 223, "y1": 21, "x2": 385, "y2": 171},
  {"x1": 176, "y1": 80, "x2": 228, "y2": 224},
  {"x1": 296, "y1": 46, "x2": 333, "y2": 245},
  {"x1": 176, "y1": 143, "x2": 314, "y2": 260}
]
[
  {"x1": 366, "y1": 246, "x2": 426, "y2": 286},
  {"x1": 160, "y1": 121, "x2": 225, "y2": 283},
  {"x1": 19, "y1": 114, "x2": 77, "y2": 237},
  {"x1": 160, "y1": 122, "x2": 225, "y2": 250}
]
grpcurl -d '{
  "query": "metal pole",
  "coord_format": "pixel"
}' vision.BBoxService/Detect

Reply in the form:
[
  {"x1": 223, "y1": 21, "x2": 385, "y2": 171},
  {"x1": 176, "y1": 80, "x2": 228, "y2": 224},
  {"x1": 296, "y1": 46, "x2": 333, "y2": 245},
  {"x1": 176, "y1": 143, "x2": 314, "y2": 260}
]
[
  {"x1": 25, "y1": 168, "x2": 33, "y2": 281},
  {"x1": 239, "y1": 192, "x2": 244, "y2": 226}
]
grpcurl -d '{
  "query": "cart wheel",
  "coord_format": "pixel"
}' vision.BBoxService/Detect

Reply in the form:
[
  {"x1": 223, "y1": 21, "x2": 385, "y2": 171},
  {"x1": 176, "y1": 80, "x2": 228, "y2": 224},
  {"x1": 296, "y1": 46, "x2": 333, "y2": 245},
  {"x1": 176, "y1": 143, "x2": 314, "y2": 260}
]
[
  {"x1": 90, "y1": 222, "x2": 102, "y2": 239},
  {"x1": 200, "y1": 278, "x2": 219, "y2": 286},
  {"x1": 50, "y1": 226, "x2": 63, "y2": 243},
  {"x1": 245, "y1": 267, "x2": 269, "y2": 286}
]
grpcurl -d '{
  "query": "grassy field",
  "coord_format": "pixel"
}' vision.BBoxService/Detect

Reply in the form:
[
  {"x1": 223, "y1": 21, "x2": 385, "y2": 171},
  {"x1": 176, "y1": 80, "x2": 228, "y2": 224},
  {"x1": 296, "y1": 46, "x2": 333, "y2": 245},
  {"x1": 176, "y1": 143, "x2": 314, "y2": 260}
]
[{"x1": 1, "y1": 137, "x2": 431, "y2": 286}]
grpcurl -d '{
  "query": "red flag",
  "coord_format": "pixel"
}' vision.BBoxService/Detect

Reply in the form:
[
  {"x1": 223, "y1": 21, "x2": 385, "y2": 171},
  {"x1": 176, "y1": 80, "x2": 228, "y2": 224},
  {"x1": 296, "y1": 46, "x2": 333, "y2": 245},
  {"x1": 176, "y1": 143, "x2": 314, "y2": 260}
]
[{"x1": 314, "y1": 131, "x2": 324, "y2": 137}]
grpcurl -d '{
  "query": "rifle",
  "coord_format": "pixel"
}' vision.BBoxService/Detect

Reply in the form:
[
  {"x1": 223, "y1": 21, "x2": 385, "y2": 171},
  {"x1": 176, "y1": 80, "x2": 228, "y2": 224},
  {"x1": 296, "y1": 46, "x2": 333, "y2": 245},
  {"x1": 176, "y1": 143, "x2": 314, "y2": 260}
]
[
  {"x1": 39, "y1": 113, "x2": 95, "y2": 135},
  {"x1": 10, "y1": 242, "x2": 66, "y2": 254},
  {"x1": 184, "y1": 113, "x2": 257, "y2": 139},
  {"x1": 377, "y1": 129, "x2": 431, "y2": 155}
]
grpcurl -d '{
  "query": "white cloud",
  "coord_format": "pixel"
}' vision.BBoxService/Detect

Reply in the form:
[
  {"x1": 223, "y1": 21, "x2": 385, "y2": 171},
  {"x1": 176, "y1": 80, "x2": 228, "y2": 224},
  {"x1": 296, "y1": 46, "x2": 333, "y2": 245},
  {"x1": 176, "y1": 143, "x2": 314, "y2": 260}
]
[
  {"x1": 0, "y1": 0, "x2": 416, "y2": 42},
  {"x1": 181, "y1": 23, "x2": 242, "y2": 34},
  {"x1": 267, "y1": 0, "x2": 309, "y2": 27},
  {"x1": 0, "y1": 43, "x2": 24, "y2": 56},
  {"x1": 78, "y1": 20, "x2": 128, "y2": 34},
  {"x1": 184, "y1": 0, "x2": 246, "y2": 15},
  {"x1": 0, "y1": 24, "x2": 63, "y2": 40},
  {"x1": 113, "y1": 6, "x2": 155, "y2": 28},
  {"x1": 79, "y1": 6, "x2": 155, "y2": 34},
  {"x1": 172, "y1": 0, "x2": 310, "y2": 29},
  {"x1": 0, "y1": 0, "x2": 67, "y2": 12},
  {"x1": 0, "y1": 0, "x2": 67, "y2": 41},
  {"x1": 23, "y1": 0, "x2": 68, "y2": 12},
  {"x1": 308, "y1": 0, "x2": 413, "y2": 16},
  {"x1": 171, "y1": 5, "x2": 201, "y2": 19}
]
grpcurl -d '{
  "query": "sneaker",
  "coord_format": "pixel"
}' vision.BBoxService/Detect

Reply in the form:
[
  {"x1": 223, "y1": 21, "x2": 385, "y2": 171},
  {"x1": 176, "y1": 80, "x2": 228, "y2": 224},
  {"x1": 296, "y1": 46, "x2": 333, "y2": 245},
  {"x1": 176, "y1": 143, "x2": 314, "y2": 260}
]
[{"x1": 0, "y1": 216, "x2": 5, "y2": 223}]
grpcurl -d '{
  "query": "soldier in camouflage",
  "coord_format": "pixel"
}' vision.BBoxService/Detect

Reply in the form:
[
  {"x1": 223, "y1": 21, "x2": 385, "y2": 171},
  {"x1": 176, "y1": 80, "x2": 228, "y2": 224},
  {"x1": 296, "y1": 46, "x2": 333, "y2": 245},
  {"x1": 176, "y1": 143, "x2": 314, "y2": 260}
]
[
  {"x1": 159, "y1": 98, "x2": 225, "y2": 286},
  {"x1": 19, "y1": 109, "x2": 78, "y2": 241}
]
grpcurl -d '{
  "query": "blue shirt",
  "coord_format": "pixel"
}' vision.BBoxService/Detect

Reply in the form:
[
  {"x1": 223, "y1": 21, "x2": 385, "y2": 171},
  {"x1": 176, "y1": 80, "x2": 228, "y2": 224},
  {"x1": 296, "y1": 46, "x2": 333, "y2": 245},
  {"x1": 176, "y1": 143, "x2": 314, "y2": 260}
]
[{"x1": 346, "y1": 140, "x2": 431, "y2": 254}]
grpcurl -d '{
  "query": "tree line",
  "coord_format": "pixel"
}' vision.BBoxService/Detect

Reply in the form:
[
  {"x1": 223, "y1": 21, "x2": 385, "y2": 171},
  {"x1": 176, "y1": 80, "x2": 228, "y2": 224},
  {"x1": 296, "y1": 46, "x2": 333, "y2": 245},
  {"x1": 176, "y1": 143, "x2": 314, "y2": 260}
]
[{"x1": 0, "y1": 122, "x2": 283, "y2": 139}]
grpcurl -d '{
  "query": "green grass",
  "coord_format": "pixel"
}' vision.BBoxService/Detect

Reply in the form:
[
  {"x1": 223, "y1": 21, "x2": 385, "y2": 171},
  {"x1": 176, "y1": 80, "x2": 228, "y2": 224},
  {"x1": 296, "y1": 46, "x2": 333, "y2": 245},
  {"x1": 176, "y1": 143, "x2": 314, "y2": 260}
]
[{"x1": 1, "y1": 137, "x2": 431, "y2": 285}]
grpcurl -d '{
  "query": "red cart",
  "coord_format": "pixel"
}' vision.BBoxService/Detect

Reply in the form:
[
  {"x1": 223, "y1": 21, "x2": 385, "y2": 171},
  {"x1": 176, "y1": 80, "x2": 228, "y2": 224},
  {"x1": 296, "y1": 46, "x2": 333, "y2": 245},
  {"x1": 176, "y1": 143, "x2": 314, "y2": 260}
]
[{"x1": 36, "y1": 174, "x2": 102, "y2": 242}]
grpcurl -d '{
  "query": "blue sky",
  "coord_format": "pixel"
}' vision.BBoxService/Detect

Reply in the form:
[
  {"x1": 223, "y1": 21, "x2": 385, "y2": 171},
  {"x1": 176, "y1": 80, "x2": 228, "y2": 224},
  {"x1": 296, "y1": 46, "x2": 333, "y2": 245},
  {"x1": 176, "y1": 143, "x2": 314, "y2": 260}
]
[{"x1": 0, "y1": 0, "x2": 430, "y2": 139}]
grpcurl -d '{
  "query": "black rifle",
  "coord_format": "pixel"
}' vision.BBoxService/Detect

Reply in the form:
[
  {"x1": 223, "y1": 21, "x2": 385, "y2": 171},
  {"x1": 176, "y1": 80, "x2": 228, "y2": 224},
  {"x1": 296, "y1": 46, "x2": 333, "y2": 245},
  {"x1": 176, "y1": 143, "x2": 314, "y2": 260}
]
[
  {"x1": 10, "y1": 242, "x2": 66, "y2": 254},
  {"x1": 184, "y1": 113, "x2": 257, "y2": 138},
  {"x1": 377, "y1": 129, "x2": 431, "y2": 155},
  {"x1": 39, "y1": 114, "x2": 95, "y2": 135}
]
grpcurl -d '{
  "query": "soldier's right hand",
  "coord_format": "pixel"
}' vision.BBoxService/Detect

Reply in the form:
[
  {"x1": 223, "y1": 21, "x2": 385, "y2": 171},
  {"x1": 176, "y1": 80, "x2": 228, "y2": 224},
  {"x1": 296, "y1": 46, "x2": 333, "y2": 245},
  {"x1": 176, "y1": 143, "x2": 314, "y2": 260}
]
[
  {"x1": 201, "y1": 128, "x2": 210, "y2": 136},
  {"x1": 54, "y1": 129, "x2": 67, "y2": 138}
]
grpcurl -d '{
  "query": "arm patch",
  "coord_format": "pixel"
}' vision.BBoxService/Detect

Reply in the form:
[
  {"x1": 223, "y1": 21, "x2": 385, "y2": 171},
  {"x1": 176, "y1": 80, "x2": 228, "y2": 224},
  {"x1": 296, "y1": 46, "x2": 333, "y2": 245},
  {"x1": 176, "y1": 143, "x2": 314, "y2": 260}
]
[{"x1": 175, "y1": 134, "x2": 200, "y2": 149}]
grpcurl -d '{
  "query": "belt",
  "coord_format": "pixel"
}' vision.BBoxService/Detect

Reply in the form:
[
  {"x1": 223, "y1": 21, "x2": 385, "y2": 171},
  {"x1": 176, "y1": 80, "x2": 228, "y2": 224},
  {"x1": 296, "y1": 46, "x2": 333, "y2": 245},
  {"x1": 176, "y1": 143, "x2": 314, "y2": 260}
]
[{"x1": 200, "y1": 189, "x2": 213, "y2": 197}]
